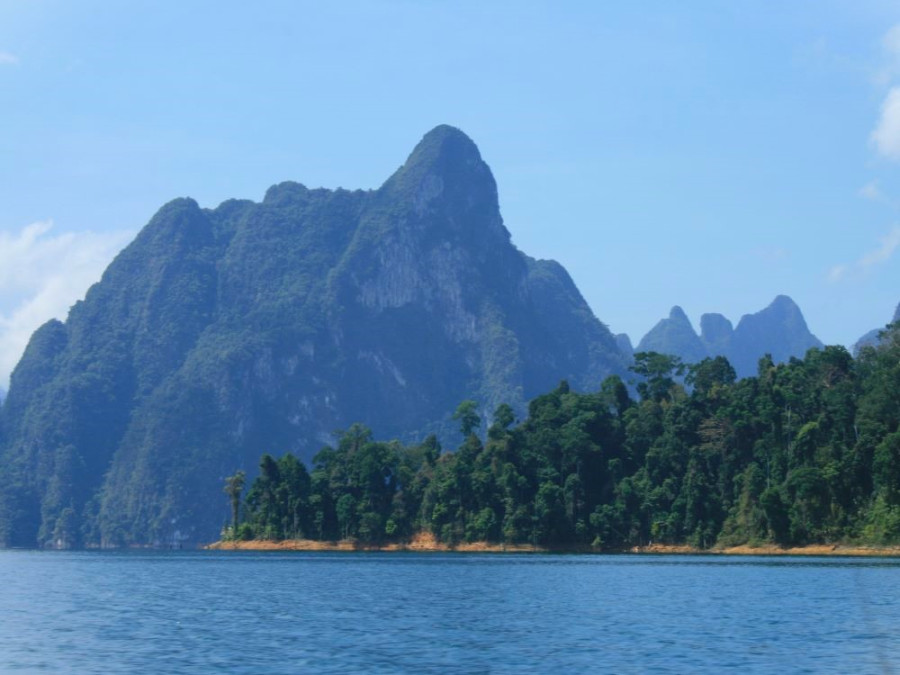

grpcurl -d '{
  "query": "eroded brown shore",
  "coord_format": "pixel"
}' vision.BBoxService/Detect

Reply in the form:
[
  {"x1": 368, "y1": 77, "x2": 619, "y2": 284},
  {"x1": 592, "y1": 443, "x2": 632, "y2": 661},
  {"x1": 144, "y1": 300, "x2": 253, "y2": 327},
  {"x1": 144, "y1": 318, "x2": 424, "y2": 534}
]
[
  {"x1": 207, "y1": 531, "x2": 547, "y2": 553},
  {"x1": 206, "y1": 532, "x2": 900, "y2": 556}
]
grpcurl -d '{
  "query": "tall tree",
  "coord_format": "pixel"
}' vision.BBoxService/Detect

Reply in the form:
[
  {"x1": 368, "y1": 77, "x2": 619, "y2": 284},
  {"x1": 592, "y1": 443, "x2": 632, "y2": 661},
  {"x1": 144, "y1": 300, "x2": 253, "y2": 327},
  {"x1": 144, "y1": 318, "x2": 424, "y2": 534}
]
[
  {"x1": 453, "y1": 400, "x2": 482, "y2": 437},
  {"x1": 223, "y1": 471, "x2": 246, "y2": 536}
]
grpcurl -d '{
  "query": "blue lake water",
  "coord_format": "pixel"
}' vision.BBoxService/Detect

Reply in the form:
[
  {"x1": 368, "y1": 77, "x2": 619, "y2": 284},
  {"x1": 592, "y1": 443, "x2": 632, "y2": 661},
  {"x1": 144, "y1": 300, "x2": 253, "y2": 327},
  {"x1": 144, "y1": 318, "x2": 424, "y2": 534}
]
[{"x1": 1, "y1": 551, "x2": 900, "y2": 673}]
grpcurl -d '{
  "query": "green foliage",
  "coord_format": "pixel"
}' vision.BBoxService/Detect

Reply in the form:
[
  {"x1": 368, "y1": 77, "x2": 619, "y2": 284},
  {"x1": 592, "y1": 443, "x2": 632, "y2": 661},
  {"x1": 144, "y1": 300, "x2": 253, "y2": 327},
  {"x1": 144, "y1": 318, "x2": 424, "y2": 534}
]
[
  {"x1": 453, "y1": 400, "x2": 481, "y2": 437},
  {"x1": 223, "y1": 470, "x2": 246, "y2": 539},
  {"x1": 630, "y1": 352, "x2": 684, "y2": 402}
]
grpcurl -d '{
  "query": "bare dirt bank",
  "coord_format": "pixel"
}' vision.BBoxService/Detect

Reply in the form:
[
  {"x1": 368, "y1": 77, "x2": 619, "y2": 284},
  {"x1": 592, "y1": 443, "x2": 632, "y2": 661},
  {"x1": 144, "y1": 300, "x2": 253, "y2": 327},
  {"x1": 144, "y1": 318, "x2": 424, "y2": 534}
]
[
  {"x1": 626, "y1": 543, "x2": 900, "y2": 556},
  {"x1": 206, "y1": 531, "x2": 548, "y2": 553},
  {"x1": 206, "y1": 534, "x2": 900, "y2": 556}
]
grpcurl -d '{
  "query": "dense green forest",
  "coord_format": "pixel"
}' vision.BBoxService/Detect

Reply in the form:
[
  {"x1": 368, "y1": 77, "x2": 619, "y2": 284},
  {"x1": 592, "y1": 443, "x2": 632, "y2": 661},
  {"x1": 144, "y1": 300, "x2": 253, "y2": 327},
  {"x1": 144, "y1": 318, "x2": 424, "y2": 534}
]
[{"x1": 225, "y1": 325, "x2": 900, "y2": 549}]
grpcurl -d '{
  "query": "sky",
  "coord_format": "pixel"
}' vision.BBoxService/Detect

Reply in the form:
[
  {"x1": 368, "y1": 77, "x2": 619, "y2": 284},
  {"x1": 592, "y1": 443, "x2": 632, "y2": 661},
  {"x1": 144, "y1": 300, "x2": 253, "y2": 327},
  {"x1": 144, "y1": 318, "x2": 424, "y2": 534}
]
[{"x1": 1, "y1": 1, "x2": 900, "y2": 387}]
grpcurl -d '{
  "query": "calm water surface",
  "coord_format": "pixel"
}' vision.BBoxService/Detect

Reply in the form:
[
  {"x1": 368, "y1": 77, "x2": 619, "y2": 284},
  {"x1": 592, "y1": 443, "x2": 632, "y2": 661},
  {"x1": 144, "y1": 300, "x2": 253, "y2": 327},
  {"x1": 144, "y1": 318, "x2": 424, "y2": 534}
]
[{"x1": 1, "y1": 551, "x2": 899, "y2": 673}]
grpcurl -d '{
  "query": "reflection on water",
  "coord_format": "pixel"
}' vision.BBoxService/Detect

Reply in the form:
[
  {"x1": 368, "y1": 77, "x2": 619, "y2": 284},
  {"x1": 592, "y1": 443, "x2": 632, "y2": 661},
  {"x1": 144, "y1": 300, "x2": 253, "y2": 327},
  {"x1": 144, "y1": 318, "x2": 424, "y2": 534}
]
[{"x1": 1, "y1": 551, "x2": 898, "y2": 673}]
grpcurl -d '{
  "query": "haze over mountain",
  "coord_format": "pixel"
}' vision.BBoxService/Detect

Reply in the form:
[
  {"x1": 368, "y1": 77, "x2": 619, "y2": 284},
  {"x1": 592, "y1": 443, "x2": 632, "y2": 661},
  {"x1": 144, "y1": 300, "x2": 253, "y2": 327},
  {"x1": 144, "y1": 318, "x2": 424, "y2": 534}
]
[
  {"x1": 853, "y1": 302, "x2": 900, "y2": 355},
  {"x1": 636, "y1": 306, "x2": 708, "y2": 365},
  {"x1": 636, "y1": 295, "x2": 824, "y2": 378},
  {"x1": 0, "y1": 126, "x2": 629, "y2": 548},
  {"x1": 614, "y1": 333, "x2": 635, "y2": 361}
]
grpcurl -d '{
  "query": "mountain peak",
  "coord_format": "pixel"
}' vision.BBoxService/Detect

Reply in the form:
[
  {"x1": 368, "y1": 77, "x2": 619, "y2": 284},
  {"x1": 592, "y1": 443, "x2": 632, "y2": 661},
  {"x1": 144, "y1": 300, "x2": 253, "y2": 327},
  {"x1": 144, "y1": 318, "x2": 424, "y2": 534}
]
[
  {"x1": 669, "y1": 305, "x2": 689, "y2": 321},
  {"x1": 395, "y1": 125, "x2": 486, "y2": 182},
  {"x1": 768, "y1": 295, "x2": 800, "y2": 314},
  {"x1": 730, "y1": 294, "x2": 822, "y2": 376},
  {"x1": 414, "y1": 124, "x2": 480, "y2": 155},
  {"x1": 636, "y1": 305, "x2": 707, "y2": 363},
  {"x1": 379, "y1": 125, "x2": 504, "y2": 243}
]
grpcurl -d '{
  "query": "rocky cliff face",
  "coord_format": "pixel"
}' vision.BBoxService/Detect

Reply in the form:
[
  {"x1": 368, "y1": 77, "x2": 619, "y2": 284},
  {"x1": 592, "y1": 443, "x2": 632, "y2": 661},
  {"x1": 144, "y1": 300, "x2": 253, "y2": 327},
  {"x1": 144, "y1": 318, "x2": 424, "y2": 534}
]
[
  {"x1": 634, "y1": 295, "x2": 823, "y2": 378},
  {"x1": 0, "y1": 125, "x2": 628, "y2": 548}
]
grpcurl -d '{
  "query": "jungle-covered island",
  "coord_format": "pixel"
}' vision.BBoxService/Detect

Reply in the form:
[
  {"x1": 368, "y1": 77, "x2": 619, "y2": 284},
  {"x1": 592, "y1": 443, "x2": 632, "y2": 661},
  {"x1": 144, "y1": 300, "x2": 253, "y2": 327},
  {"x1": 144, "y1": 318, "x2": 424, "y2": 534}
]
[
  {"x1": 212, "y1": 328, "x2": 900, "y2": 555},
  {"x1": 4, "y1": 126, "x2": 900, "y2": 553}
]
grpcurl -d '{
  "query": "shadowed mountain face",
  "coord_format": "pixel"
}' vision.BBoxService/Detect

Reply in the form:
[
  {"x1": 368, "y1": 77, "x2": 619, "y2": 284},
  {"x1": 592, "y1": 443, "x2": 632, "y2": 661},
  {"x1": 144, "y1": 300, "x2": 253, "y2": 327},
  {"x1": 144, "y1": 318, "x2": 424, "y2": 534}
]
[
  {"x1": 615, "y1": 333, "x2": 635, "y2": 360},
  {"x1": 636, "y1": 296, "x2": 823, "y2": 378},
  {"x1": 0, "y1": 125, "x2": 628, "y2": 548},
  {"x1": 853, "y1": 302, "x2": 900, "y2": 355},
  {"x1": 699, "y1": 313, "x2": 733, "y2": 355}
]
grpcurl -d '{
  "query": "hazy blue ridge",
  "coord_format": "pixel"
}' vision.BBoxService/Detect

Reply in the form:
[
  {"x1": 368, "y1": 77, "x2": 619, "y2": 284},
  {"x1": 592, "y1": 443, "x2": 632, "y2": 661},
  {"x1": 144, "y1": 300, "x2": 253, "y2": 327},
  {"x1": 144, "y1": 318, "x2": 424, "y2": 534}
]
[
  {"x1": 727, "y1": 295, "x2": 823, "y2": 378},
  {"x1": 635, "y1": 295, "x2": 823, "y2": 378},
  {"x1": 0, "y1": 125, "x2": 629, "y2": 548},
  {"x1": 614, "y1": 333, "x2": 634, "y2": 360},
  {"x1": 853, "y1": 302, "x2": 900, "y2": 355},
  {"x1": 636, "y1": 306, "x2": 708, "y2": 364}
]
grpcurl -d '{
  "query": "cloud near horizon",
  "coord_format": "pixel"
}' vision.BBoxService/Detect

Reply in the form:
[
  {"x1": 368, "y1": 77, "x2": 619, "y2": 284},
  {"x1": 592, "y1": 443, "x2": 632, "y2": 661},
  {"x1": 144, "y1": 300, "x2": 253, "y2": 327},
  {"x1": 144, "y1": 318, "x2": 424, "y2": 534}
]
[
  {"x1": 0, "y1": 221, "x2": 133, "y2": 388},
  {"x1": 885, "y1": 24, "x2": 900, "y2": 62},
  {"x1": 870, "y1": 25, "x2": 900, "y2": 159},
  {"x1": 871, "y1": 87, "x2": 900, "y2": 160},
  {"x1": 859, "y1": 181, "x2": 882, "y2": 201},
  {"x1": 828, "y1": 224, "x2": 900, "y2": 283}
]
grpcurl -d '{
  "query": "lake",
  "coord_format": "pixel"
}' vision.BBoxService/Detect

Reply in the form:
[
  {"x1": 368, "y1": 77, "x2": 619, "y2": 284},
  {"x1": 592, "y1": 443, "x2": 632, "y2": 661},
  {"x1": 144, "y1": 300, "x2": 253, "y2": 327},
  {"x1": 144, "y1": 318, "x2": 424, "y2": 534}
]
[{"x1": 1, "y1": 551, "x2": 899, "y2": 673}]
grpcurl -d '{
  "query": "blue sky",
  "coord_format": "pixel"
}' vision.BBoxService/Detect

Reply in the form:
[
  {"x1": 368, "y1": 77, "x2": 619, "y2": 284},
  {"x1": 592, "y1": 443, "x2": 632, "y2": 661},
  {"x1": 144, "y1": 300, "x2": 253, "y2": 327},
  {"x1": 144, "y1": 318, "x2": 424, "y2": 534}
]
[{"x1": 1, "y1": 1, "x2": 900, "y2": 385}]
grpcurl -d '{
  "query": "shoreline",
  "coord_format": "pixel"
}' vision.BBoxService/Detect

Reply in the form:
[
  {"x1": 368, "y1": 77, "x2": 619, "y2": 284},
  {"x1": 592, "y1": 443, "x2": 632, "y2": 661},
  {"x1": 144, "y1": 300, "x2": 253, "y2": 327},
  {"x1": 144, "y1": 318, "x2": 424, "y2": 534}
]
[
  {"x1": 205, "y1": 534, "x2": 900, "y2": 557},
  {"x1": 206, "y1": 532, "x2": 548, "y2": 553}
]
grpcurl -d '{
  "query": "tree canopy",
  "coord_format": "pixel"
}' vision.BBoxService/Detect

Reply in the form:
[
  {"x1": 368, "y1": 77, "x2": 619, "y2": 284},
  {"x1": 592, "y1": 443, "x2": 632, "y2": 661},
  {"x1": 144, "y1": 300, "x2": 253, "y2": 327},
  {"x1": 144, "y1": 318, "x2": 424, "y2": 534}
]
[{"x1": 228, "y1": 331, "x2": 900, "y2": 548}]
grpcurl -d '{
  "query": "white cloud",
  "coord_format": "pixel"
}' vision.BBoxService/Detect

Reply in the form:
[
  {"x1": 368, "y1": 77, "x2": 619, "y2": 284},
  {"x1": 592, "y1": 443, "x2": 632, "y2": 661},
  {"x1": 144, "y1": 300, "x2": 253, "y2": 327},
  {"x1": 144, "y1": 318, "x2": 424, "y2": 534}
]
[
  {"x1": 871, "y1": 26, "x2": 900, "y2": 153},
  {"x1": 0, "y1": 51, "x2": 19, "y2": 65},
  {"x1": 859, "y1": 181, "x2": 882, "y2": 201},
  {"x1": 828, "y1": 264, "x2": 847, "y2": 283},
  {"x1": 0, "y1": 221, "x2": 133, "y2": 387},
  {"x1": 828, "y1": 225, "x2": 900, "y2": 283},
  {"x1": 857, "y1": 180, "x2": 898, "y2": 208},
  {"x1": 753, "y1": 246, "x2": 789, "y2": 263},
  {"x1": 859, "y1": 224, "x2": 900, "y2": 269},
  {"x1": 885, "y1": 25, "x2": 900, "y2": 60},
  {"x1": 871, "y1": 87, "x2": 900, "y2": 160},
  {"x1": 873, "y1": 25, "x2": 900, "y2": 85}
]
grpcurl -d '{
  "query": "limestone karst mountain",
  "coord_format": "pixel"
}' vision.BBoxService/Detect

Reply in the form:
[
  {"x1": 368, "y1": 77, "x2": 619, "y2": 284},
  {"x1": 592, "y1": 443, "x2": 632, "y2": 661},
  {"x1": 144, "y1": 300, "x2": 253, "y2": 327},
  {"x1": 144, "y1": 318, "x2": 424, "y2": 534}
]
[{"x1": 0, "y1": 125, "x2": 629, "y2": 548}]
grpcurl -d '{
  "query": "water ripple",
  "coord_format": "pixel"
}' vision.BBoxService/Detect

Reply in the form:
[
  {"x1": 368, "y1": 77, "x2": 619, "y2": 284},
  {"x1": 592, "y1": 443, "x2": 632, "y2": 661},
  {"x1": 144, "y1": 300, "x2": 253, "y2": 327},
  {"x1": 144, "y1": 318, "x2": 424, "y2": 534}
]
[{"x1": 0, "y1": 551, "x2": 899, "y2": 673}]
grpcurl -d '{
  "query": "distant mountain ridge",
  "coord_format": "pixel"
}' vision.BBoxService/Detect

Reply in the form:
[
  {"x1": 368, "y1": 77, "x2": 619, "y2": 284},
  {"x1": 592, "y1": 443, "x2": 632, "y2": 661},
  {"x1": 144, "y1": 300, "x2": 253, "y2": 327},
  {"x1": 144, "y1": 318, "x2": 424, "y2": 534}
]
[
  {"x1": 0, "y1": 125, "x2": 628, "y2": 548},
  {"x1": 637, "y1": 306, "x2": 708, "y2": 364},
  {"x1": 636, "y1": 295, "x2": 824, "y2": 378}
]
